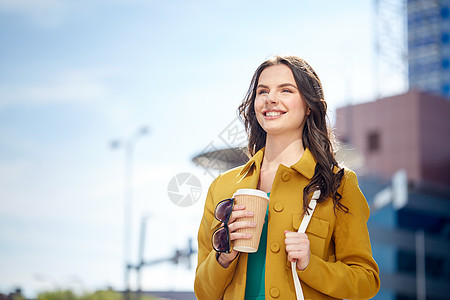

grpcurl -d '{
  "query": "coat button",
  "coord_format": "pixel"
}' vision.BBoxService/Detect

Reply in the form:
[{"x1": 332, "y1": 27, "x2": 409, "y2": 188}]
[
  {"x1": 270, "y1": 242, "x2": 280, "y2": 253},
  {"x1": 270, "y1": 287, "x2": 280, "y2": 298},
  {"x1": 281, "y1": 171, "x2": 291, "y2": 182},
  {"x1": 274, "y1": 202, "x2": 284, "y2": 212}
]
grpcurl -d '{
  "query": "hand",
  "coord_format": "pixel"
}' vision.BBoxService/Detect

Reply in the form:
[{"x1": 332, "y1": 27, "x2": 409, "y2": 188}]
[
  {"x1": 217, "y1": 204, "x2": 256, "y2": 268},
  {"x1": 284, "y1": 230, "x2": 310, "y2": 271}
]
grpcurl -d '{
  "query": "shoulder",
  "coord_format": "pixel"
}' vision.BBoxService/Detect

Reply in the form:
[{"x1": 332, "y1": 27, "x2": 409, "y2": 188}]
[
  {"x1": 220, "y1": 164, "x2": 247, "y2": 179},
  {"x1": 341, "y1": 168, "x2": 359, "y2": 185},
  {"x1": 337, "y1": 168, "x2": 369, "y2": 217},
  {"x1": 332, "y1": 165, "x2": 358, "y2": 187},
  {"x1": 336, "y1": 167, "x2": 361, "y2": 196},
  {"x1": 212, "y1": 164, "x2": 246, "y2": 185},
  {"x1": 206, "y1": 164, "x2": 248, "y2": 197}
]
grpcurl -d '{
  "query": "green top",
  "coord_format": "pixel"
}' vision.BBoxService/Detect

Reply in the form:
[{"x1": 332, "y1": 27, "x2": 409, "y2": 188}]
[{"x1": 244, "y1": 193, "x2": 269, "y2": 299}]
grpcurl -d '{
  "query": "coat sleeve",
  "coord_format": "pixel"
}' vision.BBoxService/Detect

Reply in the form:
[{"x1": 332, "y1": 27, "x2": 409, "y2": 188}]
[
  {"x1": 194, "y1": 177, "x2": 240, "y2": 300},
  {"x1": 297, "y1": 170, "x2": 381, "y2": 299}
]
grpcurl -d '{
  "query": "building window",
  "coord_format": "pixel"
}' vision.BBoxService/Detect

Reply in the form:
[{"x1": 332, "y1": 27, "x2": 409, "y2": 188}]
[
  {"x1": 442, "y1": 33, "x2": 449, "y2": 44},
  {"x1": 367, "y1": 131, "x2": 381, "y2": 153},
  {"x1": 441, "y1": 6, "x2": 449, "y2": 19}
]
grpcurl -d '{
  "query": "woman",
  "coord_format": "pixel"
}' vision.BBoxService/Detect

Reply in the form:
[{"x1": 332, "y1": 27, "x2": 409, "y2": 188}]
[{"x1": 194, "y1": 56, "x2": 380, "y2": 299}]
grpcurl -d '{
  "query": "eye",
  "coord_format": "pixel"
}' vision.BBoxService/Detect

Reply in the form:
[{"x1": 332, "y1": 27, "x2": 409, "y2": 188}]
[
  {"x1": 257, "y1": 89, "x2": 268, "y2": 95},
  {"x1": 282, "y1": 88, "x2": 293, "y2": 93}
]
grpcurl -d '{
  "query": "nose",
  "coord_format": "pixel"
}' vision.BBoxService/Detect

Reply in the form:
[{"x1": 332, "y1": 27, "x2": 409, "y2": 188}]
[{"x1": 265, "y1": 93, "x2": 278, "y2": 105}]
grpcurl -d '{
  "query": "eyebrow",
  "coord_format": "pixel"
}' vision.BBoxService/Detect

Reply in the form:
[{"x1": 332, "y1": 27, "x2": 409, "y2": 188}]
[{"x1": 256, "y1": 83, "x2": 298, "y2": 90}]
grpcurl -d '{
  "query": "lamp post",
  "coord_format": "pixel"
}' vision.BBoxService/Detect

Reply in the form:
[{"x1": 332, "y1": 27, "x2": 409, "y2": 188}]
[
  {"x1": 136, "y1": 213, "x2": 151, "y2": 299},
  {"x1": 110, "y1": 126, "x2": 149, "y2": 297}
]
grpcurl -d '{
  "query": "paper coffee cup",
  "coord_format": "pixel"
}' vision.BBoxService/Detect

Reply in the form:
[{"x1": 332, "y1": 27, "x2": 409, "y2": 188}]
[{"x1": 232, "y1": 188, "x2": 270, "y2": 253}]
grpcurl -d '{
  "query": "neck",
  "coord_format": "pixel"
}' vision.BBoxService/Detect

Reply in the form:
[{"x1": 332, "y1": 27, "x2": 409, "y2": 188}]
[{"x1": 262, "y1": 134, "x2": 305, "y2": 170}]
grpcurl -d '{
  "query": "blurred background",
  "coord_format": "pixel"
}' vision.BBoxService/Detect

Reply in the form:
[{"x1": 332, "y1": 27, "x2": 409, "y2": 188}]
[{"x1": 0, "y1": 0, "x2": 449, "y2": 299}]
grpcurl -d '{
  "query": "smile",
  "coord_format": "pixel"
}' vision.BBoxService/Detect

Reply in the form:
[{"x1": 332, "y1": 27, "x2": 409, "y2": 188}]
[
  {"x1": 266, "y1": 111, "x2": 282, "y2": 117},
  {"x1": 263, "y1": 110, "x2": 286, "y2": 118}
]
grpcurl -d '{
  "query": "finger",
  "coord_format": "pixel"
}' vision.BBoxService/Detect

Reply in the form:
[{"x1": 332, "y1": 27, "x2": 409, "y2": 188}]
[
  {"x1": 228, "y1": 210, "x2": 254, "y2": 223},
  {"x1": 285, "y1": 232, "x2": 308, "y2": 244},
  {"x1": 229, "y1": 231, "x2": 252, "y2": 241},
  {"x1": 232, "y1": 204, "x2": 246, "y2": 211},
  {"x1": 285, "y1": 235, "x2": 303, "y2": 243},
  {"x1": 285, "y1": 231, "x2": 308, "y2": 238},
  {"x1": 286, "y1": 247, "x2": 308, "y2": 259},
  {"x1": 228, "y1": 220, "x2": 256, "y2": 233},
  {"x1": 287, "y1": 251, "x2": 310, "y2": 271},
  {"x1": 285, "y1": 243, "x2": 304, "y2": 250},
  {"x1": 285, "y1": 238, "x2": 309, "y2": 247},
  {"x1": 286, "y1": 245, "x2": 308, "y2": 255},
  {"x1": 287, "y1": 251, "x2": 304, "y2": 263}
]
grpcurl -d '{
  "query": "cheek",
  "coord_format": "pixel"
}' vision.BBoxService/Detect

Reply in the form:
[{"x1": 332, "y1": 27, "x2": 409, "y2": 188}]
[
  {"x1": 289, "y1": 97, "x2": 307, "y2": 115},
  {"x1": 254, "y1": 97, "x2": 263, "y2": 110},
  {"x1": 253, "y1": 99, "x2": 265, "y2": 125},
  {"x1": 254, "y1": 98, "x2": 265, "y2": 116}
]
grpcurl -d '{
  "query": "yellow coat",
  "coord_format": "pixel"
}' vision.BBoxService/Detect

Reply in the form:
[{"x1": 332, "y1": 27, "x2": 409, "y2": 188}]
[{"x1": 194, "y1": 148, "x2": 380, "y2": 299}]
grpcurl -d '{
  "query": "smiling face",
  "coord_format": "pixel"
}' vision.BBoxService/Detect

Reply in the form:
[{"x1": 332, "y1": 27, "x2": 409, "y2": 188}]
[{"x1": 254, "y1": 64, "x2": 308, "y2": 139}]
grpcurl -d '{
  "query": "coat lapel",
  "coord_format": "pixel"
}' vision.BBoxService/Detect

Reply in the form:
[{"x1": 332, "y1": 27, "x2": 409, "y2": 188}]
[{"x1": 237, "y1": 148, "x2": 265, "y2": 189}]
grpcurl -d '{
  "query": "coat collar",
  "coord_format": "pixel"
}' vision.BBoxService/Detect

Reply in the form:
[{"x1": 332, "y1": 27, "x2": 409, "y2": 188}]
[{"x1": 239, "y1": 147, "x2": 317, "y2": 179}]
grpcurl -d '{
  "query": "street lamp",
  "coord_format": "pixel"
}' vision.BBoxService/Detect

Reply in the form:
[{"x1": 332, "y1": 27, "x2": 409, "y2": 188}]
[{"x1": 110, "y1": 125, "x2": 149, "y2": 296}]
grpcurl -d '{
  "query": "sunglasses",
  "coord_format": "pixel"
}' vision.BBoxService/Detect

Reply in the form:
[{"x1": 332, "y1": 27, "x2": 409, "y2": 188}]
[{"x1": 211, "y1": 198, "x2": 234, "y2": 253}]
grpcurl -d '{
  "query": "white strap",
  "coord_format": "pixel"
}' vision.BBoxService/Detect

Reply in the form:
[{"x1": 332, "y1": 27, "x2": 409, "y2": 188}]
[{"x1": 291, "y1": 190, "x2": 321, "y2": 300}]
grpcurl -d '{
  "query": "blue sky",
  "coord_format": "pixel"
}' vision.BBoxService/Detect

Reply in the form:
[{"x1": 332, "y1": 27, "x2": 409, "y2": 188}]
[{"x1": 0, "y1": 0, "x2": 403, "y2": 297}]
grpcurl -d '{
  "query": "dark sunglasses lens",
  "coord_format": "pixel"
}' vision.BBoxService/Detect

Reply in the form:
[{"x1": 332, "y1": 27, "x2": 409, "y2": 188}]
[
  {"x1": 213, "y1": 226, "x2": 230, "y2": 252},
  {"x1": 215, "y1": 199, "x2": 233, "y2": 222}
]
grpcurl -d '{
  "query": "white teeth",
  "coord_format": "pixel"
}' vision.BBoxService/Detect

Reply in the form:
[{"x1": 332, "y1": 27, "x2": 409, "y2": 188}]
[{"x1": 266, "y1": 111, "x2": 282, "y2": 117}]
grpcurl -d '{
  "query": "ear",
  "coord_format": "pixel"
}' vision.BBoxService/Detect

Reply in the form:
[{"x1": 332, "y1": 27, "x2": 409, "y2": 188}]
[{"x1": 306, "y1": 107, "x2": 311, "y2": 115}]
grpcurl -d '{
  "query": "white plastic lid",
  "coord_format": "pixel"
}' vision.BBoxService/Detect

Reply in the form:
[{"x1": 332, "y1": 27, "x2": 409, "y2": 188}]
[{"x1": 233, "y1": 188, "x2": 270, "y2": 201}]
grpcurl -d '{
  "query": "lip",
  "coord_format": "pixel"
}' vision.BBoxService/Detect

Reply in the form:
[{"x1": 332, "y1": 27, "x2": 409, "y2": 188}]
[{"x1": 261, "y1": 109, "x2": 287, "y2": 120}]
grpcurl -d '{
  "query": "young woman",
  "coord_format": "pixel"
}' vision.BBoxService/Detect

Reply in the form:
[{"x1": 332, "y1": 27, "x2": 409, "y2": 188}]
[{"x1": 194, "y1": 56, "x2": 380, "y2": 299}]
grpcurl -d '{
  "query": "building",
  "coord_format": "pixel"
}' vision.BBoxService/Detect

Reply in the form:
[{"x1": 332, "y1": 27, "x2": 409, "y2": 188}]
[
  {"x1": 335, "y1": 89, "x2": 449, "y2": 188},
  {"x1": 407, "y1": 0, "x2": 450, "y2": 99},
  {"x1": 335, "y1": 90, "x2": 450, "y2": 299}
]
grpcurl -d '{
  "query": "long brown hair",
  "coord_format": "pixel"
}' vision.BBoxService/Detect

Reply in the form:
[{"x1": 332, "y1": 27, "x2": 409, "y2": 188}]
[{"x1": 238, "y1": 56, "x2": 347, "y2": 213}]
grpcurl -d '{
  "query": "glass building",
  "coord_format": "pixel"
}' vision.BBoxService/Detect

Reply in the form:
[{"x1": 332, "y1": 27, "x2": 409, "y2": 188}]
[{"x1": 407, "y1": 0, "x2": 450, "y2": 99}]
